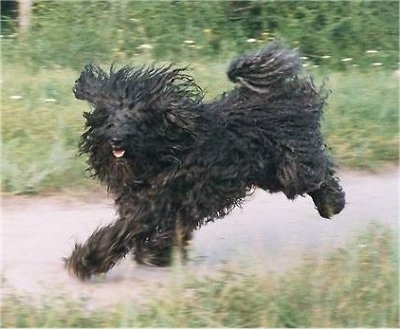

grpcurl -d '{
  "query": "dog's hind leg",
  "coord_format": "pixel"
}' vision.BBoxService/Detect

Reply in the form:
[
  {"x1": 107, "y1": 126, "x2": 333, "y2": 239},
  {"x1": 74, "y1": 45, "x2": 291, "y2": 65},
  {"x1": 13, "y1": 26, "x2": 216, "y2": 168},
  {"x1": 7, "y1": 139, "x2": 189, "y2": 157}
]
[
  {"x1": 308, "y1": 175, "x2": 345, "y2": 219},
  {"x1": 274, "y1": 147, "x2": 345, "y2": 219},
  {"x1": 275, "y1": 147, "x2": 302, "y2": 199}
]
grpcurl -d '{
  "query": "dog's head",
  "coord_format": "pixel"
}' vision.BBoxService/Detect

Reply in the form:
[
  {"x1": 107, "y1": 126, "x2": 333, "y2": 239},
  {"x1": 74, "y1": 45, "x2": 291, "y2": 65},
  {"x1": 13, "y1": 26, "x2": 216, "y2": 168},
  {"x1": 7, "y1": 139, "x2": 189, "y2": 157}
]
[{"x1": 73, "y1": 64, "x2": 203, "y2": 185}]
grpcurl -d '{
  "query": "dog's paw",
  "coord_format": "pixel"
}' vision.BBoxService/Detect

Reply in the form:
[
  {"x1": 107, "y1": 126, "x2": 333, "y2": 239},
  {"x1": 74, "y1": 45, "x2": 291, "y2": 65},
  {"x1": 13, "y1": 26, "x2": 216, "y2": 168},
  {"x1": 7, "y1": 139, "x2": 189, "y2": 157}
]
[
  {"x1": 64, "y1": 243, "x2": 115, "y2": 281},
  {"x1": 309, "y1": 178, "x2": 345, "y2": 219}
]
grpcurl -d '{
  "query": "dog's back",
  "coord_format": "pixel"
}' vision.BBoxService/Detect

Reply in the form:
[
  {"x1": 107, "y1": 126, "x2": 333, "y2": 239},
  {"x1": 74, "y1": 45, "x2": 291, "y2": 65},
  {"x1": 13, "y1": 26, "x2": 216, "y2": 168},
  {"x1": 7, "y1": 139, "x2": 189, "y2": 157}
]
[{"x1": 211, "y1": 42, "x2": 345, "y2": 218}]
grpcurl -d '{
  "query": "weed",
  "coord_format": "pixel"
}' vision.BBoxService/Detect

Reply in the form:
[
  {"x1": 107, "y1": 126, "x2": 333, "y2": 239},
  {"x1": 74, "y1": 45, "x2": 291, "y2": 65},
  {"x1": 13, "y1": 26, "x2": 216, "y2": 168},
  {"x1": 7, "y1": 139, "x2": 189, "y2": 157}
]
[{"x1": 1, "y1": 223, "x2": 397, "y2": 327}]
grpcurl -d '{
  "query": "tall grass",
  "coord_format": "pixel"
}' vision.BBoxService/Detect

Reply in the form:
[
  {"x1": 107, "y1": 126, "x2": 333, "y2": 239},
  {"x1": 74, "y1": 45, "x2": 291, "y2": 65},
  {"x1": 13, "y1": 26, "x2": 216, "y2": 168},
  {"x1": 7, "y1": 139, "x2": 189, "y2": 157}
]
[
  {"x1": 323, "y1": 69, "x2": 399, "y2": 169},
  {"x1": 2, "y1": 1, "x2": 398, "y2": 71},
  {"x1": 1, "y1": 223, "x2": 398, "y2": 327},
  {"x1": 1, "y1": 66, "x2": 95, "y2": 193},
  {"x1": 1, "y1": 62, "x2": 398, "y2": 194}
]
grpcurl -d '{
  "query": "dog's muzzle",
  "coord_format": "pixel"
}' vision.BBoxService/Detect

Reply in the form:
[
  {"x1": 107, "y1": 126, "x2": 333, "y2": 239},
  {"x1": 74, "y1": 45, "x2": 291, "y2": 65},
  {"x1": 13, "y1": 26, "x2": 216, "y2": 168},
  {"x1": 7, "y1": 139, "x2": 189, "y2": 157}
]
[{"x1": 110, "y1": 137, "x2": 126, "y2": 158}]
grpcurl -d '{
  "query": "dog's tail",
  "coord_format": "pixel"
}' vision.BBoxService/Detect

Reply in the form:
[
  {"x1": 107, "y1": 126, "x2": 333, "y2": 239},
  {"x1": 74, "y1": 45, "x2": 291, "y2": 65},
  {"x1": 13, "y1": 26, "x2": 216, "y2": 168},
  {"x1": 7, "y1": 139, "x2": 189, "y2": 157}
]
[{"x1": 227, "y1": 41, "x2": 302, "y2": 93}]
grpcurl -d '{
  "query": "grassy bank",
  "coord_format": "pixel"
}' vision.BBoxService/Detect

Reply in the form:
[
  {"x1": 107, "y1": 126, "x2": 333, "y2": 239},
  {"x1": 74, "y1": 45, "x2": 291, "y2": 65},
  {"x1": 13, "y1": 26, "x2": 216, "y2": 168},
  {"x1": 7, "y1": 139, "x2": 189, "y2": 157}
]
[
  {"x1": 1, "y1": 223, "x2": 398, "y2": 327},
  {"x1": 1, "y1": 62, "x2": 398, "y2": 194},
  {"x1": 323, "y1": 69, "x2": 399, "y2": 169},
  {"x1": 2, "y1": 1, "x2": 398, "y2": 71}
]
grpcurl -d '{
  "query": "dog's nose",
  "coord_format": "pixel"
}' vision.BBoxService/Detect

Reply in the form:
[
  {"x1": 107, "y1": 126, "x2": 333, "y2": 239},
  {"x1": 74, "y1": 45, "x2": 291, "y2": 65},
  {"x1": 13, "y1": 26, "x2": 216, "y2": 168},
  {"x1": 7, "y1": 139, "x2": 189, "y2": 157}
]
[{"x1": 110, "y1": 137, "x2": 123, "y2": 147}]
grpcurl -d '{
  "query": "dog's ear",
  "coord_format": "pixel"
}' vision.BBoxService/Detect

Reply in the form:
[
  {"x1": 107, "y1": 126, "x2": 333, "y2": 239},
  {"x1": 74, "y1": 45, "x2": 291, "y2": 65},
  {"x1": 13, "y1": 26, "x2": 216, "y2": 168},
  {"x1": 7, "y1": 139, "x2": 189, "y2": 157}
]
[
  {"x1": 73, "y1": 64, "x2": 108, "y2": 104},
  {"x1": 143, "y1": 66, "x2": 203, "y2": 113}
]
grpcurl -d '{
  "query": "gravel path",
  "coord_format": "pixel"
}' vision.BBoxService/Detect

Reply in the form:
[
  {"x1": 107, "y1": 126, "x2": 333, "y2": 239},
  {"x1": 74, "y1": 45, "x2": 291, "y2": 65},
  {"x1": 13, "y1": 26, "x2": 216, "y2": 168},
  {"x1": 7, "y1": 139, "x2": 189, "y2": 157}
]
[{"x1": 2, "y1": 169, "x2": 398, "y2": 307}]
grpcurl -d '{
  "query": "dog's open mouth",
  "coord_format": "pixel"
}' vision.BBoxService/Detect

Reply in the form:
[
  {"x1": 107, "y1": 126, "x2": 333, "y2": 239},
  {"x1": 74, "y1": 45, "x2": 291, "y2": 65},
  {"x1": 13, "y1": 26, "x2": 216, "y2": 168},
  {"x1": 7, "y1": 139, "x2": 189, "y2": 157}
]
[
  {"x1": 110, "y1": 137, "x2": 125, "y2": 158},
  {"x1": 112, "y1": 147, "x2": 125, "y2": 158}
]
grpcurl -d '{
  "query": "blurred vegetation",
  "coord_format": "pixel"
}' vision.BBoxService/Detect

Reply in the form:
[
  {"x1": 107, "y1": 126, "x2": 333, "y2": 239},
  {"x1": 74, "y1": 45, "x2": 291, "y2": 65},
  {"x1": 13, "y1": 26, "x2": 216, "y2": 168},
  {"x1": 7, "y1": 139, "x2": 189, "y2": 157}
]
[
  {"x1": 1, "y1": 64, "x2": 398, "y2": 194},
  {"x1": 1, "y1": 1, "x2": 399, "y2": 193},
  {"x1": 322, "y1": 70, "x2": 399, "y2": 169},
  {"x1": 2, "y1": 223, "x2": 398, "y2": 327},
  {"x1": 1, "y1": 1, "x2": 399, "y2": 70}
]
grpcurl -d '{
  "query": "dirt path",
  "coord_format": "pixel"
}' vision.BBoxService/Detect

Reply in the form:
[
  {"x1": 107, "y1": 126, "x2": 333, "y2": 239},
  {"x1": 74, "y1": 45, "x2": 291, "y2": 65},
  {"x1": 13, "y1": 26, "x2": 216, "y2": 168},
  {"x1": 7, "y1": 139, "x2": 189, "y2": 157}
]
[{"x1": 2, "y1": 170, "x2": 398, "y2": 307}]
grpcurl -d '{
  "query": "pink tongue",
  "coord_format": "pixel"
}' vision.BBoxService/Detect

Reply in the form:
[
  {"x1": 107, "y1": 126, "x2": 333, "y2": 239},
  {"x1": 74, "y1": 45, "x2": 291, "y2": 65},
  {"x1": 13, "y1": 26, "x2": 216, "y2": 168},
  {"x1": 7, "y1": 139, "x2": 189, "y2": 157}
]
[{"x1": 112, "y1": 149, "x2": 125, "y2": 158}]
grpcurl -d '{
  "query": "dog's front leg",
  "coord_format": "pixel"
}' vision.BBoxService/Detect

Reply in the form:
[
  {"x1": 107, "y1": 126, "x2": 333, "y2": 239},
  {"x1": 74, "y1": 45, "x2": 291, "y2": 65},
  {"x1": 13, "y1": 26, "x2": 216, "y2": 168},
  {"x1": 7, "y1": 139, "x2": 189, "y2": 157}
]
[
  {"x1": 133, "y1": 216, "x2": 194, "y2": 267},
  {"x1": 64, "y1": 217, "x2": 143, "y2": 280}
]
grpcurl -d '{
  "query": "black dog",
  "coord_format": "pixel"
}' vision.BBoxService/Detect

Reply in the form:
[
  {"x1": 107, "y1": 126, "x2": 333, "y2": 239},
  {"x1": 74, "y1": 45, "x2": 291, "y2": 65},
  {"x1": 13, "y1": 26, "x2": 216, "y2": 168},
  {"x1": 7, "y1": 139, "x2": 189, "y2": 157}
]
[{"x1": 65, "y1": 42, "x2": 345, "y2": 280}]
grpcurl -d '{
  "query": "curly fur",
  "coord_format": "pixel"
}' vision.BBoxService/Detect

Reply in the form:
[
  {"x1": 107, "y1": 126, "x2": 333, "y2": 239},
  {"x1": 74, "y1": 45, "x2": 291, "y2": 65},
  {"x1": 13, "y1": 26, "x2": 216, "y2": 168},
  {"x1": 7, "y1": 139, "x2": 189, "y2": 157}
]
[{"x1": 65, "y1": 42, "x2": 345, "y2": 280}]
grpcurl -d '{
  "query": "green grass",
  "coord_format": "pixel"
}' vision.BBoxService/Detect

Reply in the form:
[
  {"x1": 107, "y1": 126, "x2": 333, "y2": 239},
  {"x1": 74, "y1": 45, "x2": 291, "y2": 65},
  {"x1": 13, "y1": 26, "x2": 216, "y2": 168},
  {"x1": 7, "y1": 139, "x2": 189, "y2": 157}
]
[
  {"x1": 1, "y1": 223, "x2": 398, "y2": 327},
  {"x1": 1, "y1": 63, "x2": 398, "y2": 193},
  {"x1": 323, "y1": 69, "x2": 399, "y2": 169},
  {"x1": 2, "y1": 1, "x2": 398, "y2": 71},
  {"x1": 1, "y1": 66, "x2": 95, "y2": 193}
]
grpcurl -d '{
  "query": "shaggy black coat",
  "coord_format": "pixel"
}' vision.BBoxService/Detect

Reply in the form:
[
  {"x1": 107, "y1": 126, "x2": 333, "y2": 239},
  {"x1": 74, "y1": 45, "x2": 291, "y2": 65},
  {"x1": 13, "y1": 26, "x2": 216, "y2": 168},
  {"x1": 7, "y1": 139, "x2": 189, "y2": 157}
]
[{"x1": 65, "y1": 42, "x2": 345, "y2": 280}]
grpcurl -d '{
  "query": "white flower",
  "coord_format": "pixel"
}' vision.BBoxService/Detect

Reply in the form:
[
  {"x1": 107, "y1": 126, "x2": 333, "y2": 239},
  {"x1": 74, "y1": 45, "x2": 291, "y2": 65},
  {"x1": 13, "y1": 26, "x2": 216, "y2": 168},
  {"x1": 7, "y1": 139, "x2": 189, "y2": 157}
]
[
  {"x1": 137, "y1": 44, "x2": 153, "y2": 50},
  {"x1": 366, "y1": 49, "x2": 378, "y2": 54},
  {"x1": 184, "y1": 40, "x2": 195, "y2": 45},
  {"x1": 372, "y1": 62, "x2": 383, "y2": 66},
  {"x1": 246, "y1": 38, "x2": 257, "y2": 43},
  {"x1": 321, "y1": 55, "x2": 331, "y2": 59},
  {"x1": 10, "y1": 95, "x2": 22, "y2": 100},
  {"x1": 341, "y1": 58, "x2": 353, "y2": 62}
]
